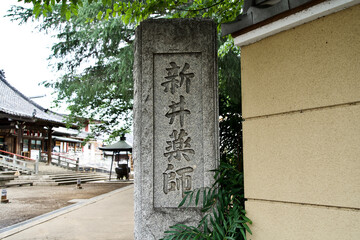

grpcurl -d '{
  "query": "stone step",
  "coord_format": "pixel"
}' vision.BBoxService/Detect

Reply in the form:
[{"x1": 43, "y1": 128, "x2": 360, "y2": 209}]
[
  {"x1": 47, "y1": 172, "x2": 100, "y2": 176},
  {"x1": 1, "y1": 182, "x2": 33, "y2": 188},
  {"x1": 0, "y1": 171, "x2": 17, "y2": 175},
  {"x1": 7, "y1": 172, "x2": 108, "y2": 186},
  {"x1": 16, "y1": 172, "x2": 105, "y2": 179},
  {"x1": 33, "y1": 182, "x2": 59, "y2": 186},
  {"x1": 15, "y1": 175, "x2": 42, "y2": 180},
  {"x1": 0, "y1": 165, "x2": 31, "y2": 175},
  {"x1": 10, "y1": 177, "x2": 105, "y2": 186},
  {"x1": 47, "y1": 174, "x2": 106, "y2": 180},
  {"x1": 46, "y1": 173, "x2": 105, "y2": 178},
  {"x1": 7, "y1": 180, "x2": 53, "y2": 187},
  {"x1": 56, "y1": 178, "x2": 106, "y2": 185},
  {"x1": 52, "y1": 176, "x2": 106, "y2": 182},
  {"x1": 0, "y1": 175, "x2": 17, "y2": 181},
  {"x1": 9, "y1": 179, "x2": 55, "y2": 183}
]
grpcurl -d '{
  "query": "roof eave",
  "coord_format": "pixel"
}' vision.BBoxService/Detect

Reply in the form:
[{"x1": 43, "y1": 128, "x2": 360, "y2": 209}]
[
  {"x1": 222, "y1": 0, "x2": 359, "y2": 47},
  {"x1": 221, "y1": 0, "x2": 326, "y2": 38}
]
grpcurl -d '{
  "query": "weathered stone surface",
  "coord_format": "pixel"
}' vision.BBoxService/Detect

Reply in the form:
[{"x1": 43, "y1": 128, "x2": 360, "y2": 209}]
[{"x1": 133, "y1": 19, "x2": 218, "y2": 239}]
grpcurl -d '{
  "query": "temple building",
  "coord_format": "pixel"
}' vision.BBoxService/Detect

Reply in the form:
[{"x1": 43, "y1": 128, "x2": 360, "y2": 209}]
[{"x1": 0, "y1": 69, "x2": 66, "y2": 162}]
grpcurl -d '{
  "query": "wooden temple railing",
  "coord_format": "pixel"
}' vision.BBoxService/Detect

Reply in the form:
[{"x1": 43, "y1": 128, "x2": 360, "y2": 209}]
[
  {"x1": 41, "y1": 152, "x2": 79, "y2": 171},
  {"x1": 0, "y1": 149, "x2": 39, "y2": 174}
]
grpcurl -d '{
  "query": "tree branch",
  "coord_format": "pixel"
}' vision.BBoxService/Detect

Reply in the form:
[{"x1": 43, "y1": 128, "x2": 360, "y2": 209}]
[{"x1": 171, "y1": 0, "x2": 225, "y2": 12}]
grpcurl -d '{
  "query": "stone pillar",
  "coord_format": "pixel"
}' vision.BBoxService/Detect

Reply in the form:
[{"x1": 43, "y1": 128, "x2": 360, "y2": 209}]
[{"x1": 133, "y1": 19, "x2": 218, "y2": 239}]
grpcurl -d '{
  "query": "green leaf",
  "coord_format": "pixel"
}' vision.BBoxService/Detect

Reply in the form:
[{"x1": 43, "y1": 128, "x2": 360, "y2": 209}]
[
  {"x1": 178, "y1": 192, "x2": 189, "y2": 207},
  {"x1": 202, "y1": 188, "x2": 207, "y2": 208},
  {"x1": 33, "y1": 3, "x2": 41, "y2": 18},
  {"x1": 113, "y1": 3, "x2": 119, "y2": 11},
  {"x1": 195, "y1": 189, "x2": 201, "y2": 205},
  {"x1": 243, "y1": 223, "x2": 252, "y2": 235},
  {"x1": 65, "y1": 10, "x2": 71, "y2": 20},
  {"x1": 242, "y1": 215, "x2": 252, "y2": 224},
  {"x1": 187, "y1": 191, "x2": 194, "y2": 207},
  {"x1": 96, "y1": 10, "x2": 103, "y2": 20},
  {"x1": 123, "y1": 8, "x2": 132, "y2": 25},
  {"x1": 240, "y1": 228, "x2": 246, "y2": 239}
]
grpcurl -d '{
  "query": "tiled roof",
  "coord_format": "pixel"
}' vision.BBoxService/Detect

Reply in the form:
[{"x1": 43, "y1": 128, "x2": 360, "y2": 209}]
[
  {"x1": 0, "y1": 70, "x2": 65, "y2": 125},
  {"x1": 99, "y1": 136, "x2": 132, "y2": 151},
  {"x1": 221, "y1": 0, "x2": 322, "y2": 37},
  {"x1": 99, "y1": 140, "x2": 132, "y2": 151}
]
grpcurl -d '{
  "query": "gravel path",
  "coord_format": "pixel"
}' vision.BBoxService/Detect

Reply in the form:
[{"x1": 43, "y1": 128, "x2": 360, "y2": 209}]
[{"x1": 0, "y1": 182, "x2": 131, "y2": 229}]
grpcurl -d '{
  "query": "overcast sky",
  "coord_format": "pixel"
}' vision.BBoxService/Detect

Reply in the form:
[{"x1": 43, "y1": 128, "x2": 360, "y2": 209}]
[{"x1": 0, "y1": 0, "x2": 66, "y2": 112}]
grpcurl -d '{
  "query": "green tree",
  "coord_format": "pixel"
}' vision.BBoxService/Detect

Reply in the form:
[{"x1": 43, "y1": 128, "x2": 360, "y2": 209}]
[
  {"x1": 8, "y1": 2, "x2": 135, "y2": 140},
  {"x1": 218, "y1": 43, "x2": 243, "y2": 171},
  {"x1": 9, "y1": 0, "x2": 243, "y2": 144},
  {"x1": 16, "y1": 0, "x2": 243, "y2": 26}
]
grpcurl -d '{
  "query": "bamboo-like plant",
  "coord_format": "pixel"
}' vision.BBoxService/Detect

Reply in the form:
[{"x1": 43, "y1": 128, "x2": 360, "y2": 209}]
[{"x1": 161, "y1": 162, "x2": 252, "y2": 240}]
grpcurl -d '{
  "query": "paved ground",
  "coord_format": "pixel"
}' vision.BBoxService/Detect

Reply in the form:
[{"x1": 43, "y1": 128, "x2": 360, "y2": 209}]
[
  {"x1": 0, "y1": 184, "x2": 134, "y2": 240},
  {"x1": 0, "y1": 182, "x2": 131, "y2": 229}
]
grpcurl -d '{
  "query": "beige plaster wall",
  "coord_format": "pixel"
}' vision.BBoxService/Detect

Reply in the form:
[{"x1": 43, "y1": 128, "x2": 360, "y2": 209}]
[
  {"x1": 241, "y1": 4, "x2": 360, "y2": 119},
  {"x1": 245, "y1": 200, "x2": 360, "y2": 240},
  {"x1": 243, "y1": 103, "x2": 360, "y2": 208},
  {"x1": 240, "y1": 4, "x2": 360, "y2": 239}
]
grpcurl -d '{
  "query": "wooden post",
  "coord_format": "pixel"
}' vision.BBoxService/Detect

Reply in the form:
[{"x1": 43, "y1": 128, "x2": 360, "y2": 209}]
[
  {"x1": 109, "y1": 152, "x2": 114, "y2": 181},
  {"x1": 41, "y1": 132, "x2": 45, "y2": 153},
  {"x1": 47, "y1": 127, "x2": 53, "y2": 165},
  {"x1": 16, "y1": 124, "x2": 23, "y2": 155}
]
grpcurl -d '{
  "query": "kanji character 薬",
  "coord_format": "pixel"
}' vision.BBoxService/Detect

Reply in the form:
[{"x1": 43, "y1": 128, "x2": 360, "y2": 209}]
[{"x1": 164, "y1": 129, "x2": 195, "y2": 161}]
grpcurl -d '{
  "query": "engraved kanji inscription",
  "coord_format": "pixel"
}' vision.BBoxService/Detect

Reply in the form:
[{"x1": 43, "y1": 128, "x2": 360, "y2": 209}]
[
  {"x1": 161, "y1": 62, "x2": 180, "y2": 94},
  {"x1": 179, "y1": 63, "x2": 194, "y2": 93},
  {"x1": 163, "y1": 164, "x2": 176, "y2": 193},
  {"x1": 161, "y1": 62, "x2": 194, "y2": 94},
  {"x1": 164, "y1": 129, "x2": 195, "y2": 161},
  {"x1": 165, "y1": 95, "x2": 190, "y2": 127},
  {"x1": 163, "y1": 164, "x2": 194, "y2": 197},
  {"x1": 153, "y1": 53, "x2": 204, "y2": 208}
]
